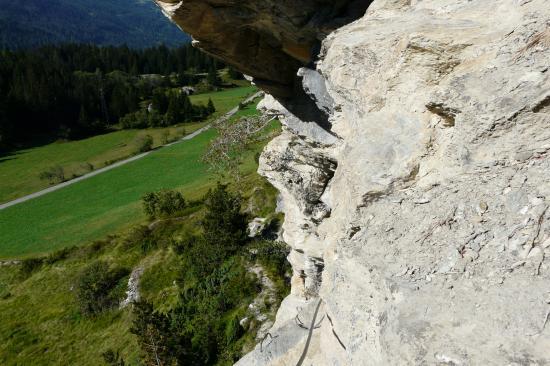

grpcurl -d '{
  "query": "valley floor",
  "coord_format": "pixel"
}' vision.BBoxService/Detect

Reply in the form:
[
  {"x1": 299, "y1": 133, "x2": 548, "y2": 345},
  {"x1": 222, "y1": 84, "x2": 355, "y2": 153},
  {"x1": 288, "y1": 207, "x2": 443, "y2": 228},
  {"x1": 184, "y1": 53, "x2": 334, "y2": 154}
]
[
  {"x1": 0, "y1": 87, "x2": 259, "y2": 258},
  {"x1": 0, "y1": 88, "x2": 289, "y2": 365}
]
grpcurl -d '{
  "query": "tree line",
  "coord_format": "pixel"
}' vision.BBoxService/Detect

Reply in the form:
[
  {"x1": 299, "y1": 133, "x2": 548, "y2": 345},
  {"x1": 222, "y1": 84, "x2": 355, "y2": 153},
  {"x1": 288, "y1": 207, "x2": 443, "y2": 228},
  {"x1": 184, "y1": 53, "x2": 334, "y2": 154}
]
[{"x1": 0, "y1": 44, "x2": 225, "y2": 150}]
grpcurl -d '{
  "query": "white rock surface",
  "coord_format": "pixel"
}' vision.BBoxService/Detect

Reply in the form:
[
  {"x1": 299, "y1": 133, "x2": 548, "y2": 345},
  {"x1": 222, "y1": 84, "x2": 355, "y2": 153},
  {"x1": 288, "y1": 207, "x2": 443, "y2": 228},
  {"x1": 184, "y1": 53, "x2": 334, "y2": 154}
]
[
  {"x1": 248, "y1": 218, "x2": 268, "y2": 238},
  {"x1": 120, "y1": 266, "x2": 144, "y2": 308},
  {"x1": 240, "y1": 0, "x2": 550, "y2": 365}
]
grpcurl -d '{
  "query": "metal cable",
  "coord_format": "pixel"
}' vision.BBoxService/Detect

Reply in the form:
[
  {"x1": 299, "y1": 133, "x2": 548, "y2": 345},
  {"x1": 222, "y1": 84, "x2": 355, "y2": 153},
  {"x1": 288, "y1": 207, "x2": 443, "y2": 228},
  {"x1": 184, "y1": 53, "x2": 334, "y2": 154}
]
[{"x1": 295, "y1": 298, "x2": 323, "y2": 366}]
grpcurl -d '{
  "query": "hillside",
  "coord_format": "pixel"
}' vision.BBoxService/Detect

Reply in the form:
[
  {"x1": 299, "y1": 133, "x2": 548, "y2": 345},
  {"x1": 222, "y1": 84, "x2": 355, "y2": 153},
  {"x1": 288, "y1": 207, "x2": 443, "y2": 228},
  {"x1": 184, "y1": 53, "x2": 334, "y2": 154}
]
[
  {"x1": 0, "y1": 90, "x2": 289, "y2": 365},
  {"x1": 0, "y1": 0, "x2": 189, "y2": 49}
]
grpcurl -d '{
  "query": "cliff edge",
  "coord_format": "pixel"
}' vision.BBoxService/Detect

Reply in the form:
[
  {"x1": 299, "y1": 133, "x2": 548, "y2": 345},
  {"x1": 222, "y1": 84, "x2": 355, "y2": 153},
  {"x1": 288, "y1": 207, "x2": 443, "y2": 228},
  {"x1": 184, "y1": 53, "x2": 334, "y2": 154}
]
[{"x1": 156, "y1": 0, "x2": 550, "y2": 364}]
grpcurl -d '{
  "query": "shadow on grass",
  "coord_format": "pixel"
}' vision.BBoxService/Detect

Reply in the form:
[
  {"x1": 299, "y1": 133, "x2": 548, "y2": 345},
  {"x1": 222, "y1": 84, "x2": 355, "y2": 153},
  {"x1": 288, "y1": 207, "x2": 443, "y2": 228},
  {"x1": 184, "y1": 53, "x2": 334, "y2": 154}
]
[{"x1": 0, "y1": 127, "x2": 123, "y2": 164}]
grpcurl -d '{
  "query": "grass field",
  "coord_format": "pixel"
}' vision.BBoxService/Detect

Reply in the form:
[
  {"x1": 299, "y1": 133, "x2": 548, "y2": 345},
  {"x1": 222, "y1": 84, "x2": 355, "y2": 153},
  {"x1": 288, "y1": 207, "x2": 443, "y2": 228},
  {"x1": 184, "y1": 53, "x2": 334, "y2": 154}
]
[
  {"x1": 0, "y1": 243, "x2": 144, "y2": 365},
  {"x1": 0, "y1": 91, "x2": 283, "y2": 365},
  {"x1": 0, "y1": 86, "x2": 257, "y2": 204},
  {"x1": 0, "y1": 100, "x2": 277, "y2": 258},
  {"x1": 189, "y1": 86, "x2": 256, "y2": 116},
  {"x1": 0, "y1": 124, "x2": 197, "y2": 204},
  {"x1": 0, "y1": 170, "x2": 281, "y2": 365}
]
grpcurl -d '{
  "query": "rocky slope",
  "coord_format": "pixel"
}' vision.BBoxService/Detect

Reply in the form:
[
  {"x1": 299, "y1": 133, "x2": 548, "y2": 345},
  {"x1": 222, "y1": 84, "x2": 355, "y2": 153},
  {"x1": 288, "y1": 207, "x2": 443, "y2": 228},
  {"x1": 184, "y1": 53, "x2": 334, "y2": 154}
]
[{"x1": 157, "y1": 0, "x2": 550, "y2": 364}]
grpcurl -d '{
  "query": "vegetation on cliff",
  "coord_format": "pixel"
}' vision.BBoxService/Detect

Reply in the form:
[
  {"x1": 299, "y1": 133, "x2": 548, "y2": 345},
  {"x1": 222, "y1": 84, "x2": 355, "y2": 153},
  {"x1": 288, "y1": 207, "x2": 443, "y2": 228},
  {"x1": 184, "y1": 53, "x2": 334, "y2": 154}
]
[{"x1": 0, "y1": 116, "x2": 289, "y2": 365}]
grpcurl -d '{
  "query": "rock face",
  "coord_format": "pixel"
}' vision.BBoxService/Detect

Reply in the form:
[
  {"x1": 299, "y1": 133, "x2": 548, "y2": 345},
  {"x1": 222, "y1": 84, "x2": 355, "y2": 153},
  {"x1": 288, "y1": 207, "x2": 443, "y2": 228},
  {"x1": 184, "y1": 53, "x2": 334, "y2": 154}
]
[
  {"x1": 155, "y1": 0, "x2": 373, "y2": 98},
  {"x1": 158, "y1": 0, "x2": 550, "y2": 364}
]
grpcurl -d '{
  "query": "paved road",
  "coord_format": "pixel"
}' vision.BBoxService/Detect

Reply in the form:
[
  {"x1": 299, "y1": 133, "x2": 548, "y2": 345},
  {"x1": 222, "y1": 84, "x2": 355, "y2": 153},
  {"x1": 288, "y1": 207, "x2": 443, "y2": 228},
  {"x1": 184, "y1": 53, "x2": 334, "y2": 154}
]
[{"x1": 0, "y1": 91, "x2": 263, "y2": 211}]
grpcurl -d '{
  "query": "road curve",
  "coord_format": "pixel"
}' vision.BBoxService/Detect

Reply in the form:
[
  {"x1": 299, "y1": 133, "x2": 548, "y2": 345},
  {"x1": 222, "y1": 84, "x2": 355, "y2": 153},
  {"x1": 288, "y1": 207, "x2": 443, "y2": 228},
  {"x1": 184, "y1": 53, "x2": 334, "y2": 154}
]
[{"x1": 0, "y1": 91, "x2": 263, "y2": 211}]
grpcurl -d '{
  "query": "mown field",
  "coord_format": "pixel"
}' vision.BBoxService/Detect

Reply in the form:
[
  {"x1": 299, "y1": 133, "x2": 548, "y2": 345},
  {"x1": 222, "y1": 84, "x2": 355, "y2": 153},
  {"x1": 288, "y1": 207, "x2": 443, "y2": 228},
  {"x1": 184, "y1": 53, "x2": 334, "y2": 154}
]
[
  {"x1": 0, "y1": 99, "x2": 276, "y2": 258},
  {"x1": 189, "y1": 86, "x2": 256, "y2": 116},
  {"x1": 0, "y1": 86, "x2": 256, "y2": 204}
]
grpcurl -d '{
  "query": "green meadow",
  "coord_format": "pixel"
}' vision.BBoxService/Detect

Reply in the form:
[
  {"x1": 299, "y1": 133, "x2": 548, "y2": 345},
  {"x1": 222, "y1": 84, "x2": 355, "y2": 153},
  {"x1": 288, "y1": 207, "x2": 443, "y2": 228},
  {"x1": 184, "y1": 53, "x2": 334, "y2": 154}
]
[
  {"x1": 0, "y1": 98, "x2": 284, "y2": 365},
  {"x1": 0, "y1": 100, "x2": 272, "y2": 259},
  {"x1": 189, "y1": 86, "x2": 257, "y2": 115},
  {"x1": 0, "y1": 86, "x2": 257, "y2": 204}
]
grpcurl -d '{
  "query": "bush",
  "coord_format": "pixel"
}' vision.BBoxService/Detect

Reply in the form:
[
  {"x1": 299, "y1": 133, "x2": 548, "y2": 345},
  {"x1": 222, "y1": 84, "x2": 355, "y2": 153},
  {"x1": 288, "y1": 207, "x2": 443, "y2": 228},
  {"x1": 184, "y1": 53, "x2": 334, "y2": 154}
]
[
  {"x1": 44, "y1": 246, "x2": 74, "y2": 264},
  {"x1": 130, "y1": 301, "x2": 174, "y2": 366},
  {"x1": 247, "y1": 240, "x2": 291, "y2": 301},
  {"x1": 248, "y1": 240, "x2": 290, "y2": 277},
  {"x1": 120, "y1": 110, "x2": 148, "y2": 129},
  {"x1": 161, "y1": 131, "x2": 170, "y2": 145},
  {"x1": 207, "y1": 98, "x2": 216, "y2": 114},
  {"x1": 134, "y1": 134, "x2": 154, "y2": 153},
  {"x1": 124, "y1": 225, "x2": 156, "y2": 253},
  {"x1": 75, "y1": 261, "x2": 130, "y2": 316},
  {"x1": 225, "y1": 315, "x2": 243, "y2": 345},
  {"x1": 38, "y1": 165, "x2": 65, "y2": 184},
  {"x1": 19, "y1": 257, "x2": 44, "y2": 277},
  {"x1": 142, "y1": 190, "x2": 187, "y2": 219},
  {"x1": 102, "y1": 349, "x2": 126, "y2": 366}
]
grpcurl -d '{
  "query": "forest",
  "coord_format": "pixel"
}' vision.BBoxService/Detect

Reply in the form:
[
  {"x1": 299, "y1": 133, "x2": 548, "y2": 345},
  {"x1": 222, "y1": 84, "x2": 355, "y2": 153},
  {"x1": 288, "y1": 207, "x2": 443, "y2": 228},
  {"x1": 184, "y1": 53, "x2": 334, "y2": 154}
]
[
  {"x1": 0, "y1": 0, "x2": 190, "y2": 49},
  {"x1": 0, "y1": 44, "x2": 231, "y2": 150}
]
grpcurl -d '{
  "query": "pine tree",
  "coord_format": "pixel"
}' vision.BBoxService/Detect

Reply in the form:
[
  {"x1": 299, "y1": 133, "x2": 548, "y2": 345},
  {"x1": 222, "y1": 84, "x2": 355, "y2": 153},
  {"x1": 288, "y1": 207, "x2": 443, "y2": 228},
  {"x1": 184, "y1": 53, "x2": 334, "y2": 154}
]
[
  {"x1": 152, "y1": 88, "x2": 169, "y2": 114},
  {"x1": 207, "y1": 65, "x2": 219, "y2": 87},
  {"x1": 201, "y1": 184, "x2": 248, "y2": 253},
  {"x1": 207, "y1": 98, "x2": 215, "y2": 114}
]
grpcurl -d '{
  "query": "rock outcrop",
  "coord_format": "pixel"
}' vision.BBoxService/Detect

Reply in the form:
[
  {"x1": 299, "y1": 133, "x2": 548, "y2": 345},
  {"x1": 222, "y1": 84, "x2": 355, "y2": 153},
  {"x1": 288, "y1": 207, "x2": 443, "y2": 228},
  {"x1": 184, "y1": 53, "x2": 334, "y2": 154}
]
[
  {"x1": 155, "y1": 0, "x2": 373, "y2": 98},
  {"x1": 157, "y1": 0, "x2": 550, "y2": 364}
]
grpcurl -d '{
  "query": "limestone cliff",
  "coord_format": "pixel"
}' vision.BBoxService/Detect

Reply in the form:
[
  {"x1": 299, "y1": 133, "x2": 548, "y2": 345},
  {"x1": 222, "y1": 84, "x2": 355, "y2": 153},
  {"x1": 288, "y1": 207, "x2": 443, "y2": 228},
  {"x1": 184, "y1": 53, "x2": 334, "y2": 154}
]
[{"x1": 157, "y1": 0, "x2": 550, "y2": 364}]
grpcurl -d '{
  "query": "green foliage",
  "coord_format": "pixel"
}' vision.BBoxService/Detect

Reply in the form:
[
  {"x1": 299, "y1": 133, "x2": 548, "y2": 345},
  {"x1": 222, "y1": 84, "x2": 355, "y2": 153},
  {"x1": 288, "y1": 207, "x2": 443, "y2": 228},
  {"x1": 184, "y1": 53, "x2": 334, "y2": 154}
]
[
  {"x1": 207, "y1": 65, "x2": 220, "y2": 87},
  {"x1": 125, "y1": 226, "x2": 156, "y2": 253},
  {"x1": 19, "y1": 257, "x2": 44, "y2": 277},
  {"x1": 129, "y1": 184, "x2": 273, "y2": 365},
  {"x1": 75, "y1": 261, "x2": 129, "y2": 316},
  {"x1": 0, "y1": 0, "x2": 189, "y2": 49},
  {"x1": 0, "y1": 235, "x2": 143, "y2": 365},
  {"x1": 132, "y1": 257, "x2": 257, "y2": 365},
  {"x1": 0, "y1": 113, "x2": 287, "y2": 366},
  {"x1": 0, "y1": 43, "x2": 225, "y2": 146},
  {"x1": 142, "y1": 190, "x2": 187, "y2": 219},
  {"x1": 0, "y1": 87, "x2": 259, "y2": 257},
  {"x1": 166, "y1": 90, "x2": 192, "y2": 124},
  {"x1": 247, "y1": 240, "x2": 292, "y2": 302},
  {"x1": 38, "y1": 165, "x2": 66, "y2": 185},
  {"x1": 202, "y1": 184, "x2": 248, "y2": 253},
  {"x1": 102, "y1": 349, "x2": 126, "y2": 366},
  {"x1": 225, "y1": 315, "x2": 244, "y2": 345},
  {"x1": 145, "y1": 88, "x2": 215, "y2": 127},
  {"x1": 130, "y1": 301, "x2": 174, "y2": 366},
  {"x1": 0, "y1": 165, "x2": 289, "y2": 365},
  {"x1": 227, "y1": 67, "x2": 244, "y2": 80},
  {"x1": 248, "y1": 240, "x2": 291, "y2": 278},
  {"x1": 135, "y1": 135, "x2": 154, "y2": 153},
  {"x1": 119, "y1": 110, "x2": 148, "y2": 129},
  {"x1": 152, "y1": 88, "x2": 170, "y2": 115},
  {"x1": 207, "y1": 98, "x2": 216, "y2": 114},
  {"x1": 45, "y1": 246, "x2": 74, "y2": 265}
]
